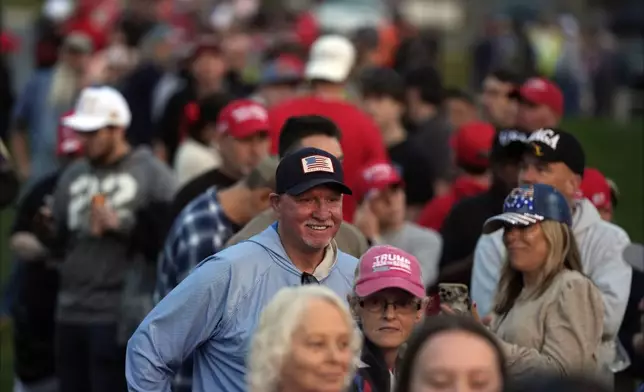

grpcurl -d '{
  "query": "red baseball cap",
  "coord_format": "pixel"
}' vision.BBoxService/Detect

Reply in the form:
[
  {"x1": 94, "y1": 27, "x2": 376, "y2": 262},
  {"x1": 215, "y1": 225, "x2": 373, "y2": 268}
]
[
  {"x1": 579, "y1": 168, "x2": 612, "y2": 211},
  {"x1": 57, "y1": 111, "x2": 83, "y2": 156},
  {"x1": 216, "y1": 100, "x2": 270, "y2": 139},
  {"x1": 355, "y1": 245, "x2": 426, "y2": 298},
  {"x1": 355, "y1": 162, "x2": 403, "y2": 202},
  {"x1": 512, "y1": 77, "x2": 564, "y2": 116},
  {"x1": 450, "y1": 121, "x2": 496, "y2": 168}
]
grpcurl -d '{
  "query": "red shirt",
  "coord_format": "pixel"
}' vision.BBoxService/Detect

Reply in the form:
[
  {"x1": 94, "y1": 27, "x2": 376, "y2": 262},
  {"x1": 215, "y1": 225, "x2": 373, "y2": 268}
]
[
  {"x1": 416, "y1": 177, "x2": 489, "y2": 231},
  {"x1": 268, "y1": 96, "x2": 389, "y2": 222}
]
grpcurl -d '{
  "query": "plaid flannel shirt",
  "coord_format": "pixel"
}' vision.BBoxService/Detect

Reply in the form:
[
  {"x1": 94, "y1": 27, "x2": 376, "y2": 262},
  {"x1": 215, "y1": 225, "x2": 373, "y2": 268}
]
[{"x1": 154, "y1": 186, "x2": 239, "y2": 391}]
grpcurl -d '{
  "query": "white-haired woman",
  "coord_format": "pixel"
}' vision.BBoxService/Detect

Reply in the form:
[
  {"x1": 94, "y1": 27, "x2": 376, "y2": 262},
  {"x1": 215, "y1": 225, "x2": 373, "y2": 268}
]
[
  {"x1": 481, "y1": 184, "x2": 605, "y2": 382},
  {"x1": 248, "y1": 285, "x2": 362, "y2": 392}
]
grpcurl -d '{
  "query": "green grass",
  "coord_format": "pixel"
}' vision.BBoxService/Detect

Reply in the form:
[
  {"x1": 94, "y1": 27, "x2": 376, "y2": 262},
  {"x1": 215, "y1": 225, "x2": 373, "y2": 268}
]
[
  {"x1": 4, "y1": 0, "x2": 41, "y2": 8},
  {"x1": 0, "y1": 118, "x2": 642, "y2": 391},
  {"x1": 563, "y1": 118, "x2": 644, "y2": 242}
]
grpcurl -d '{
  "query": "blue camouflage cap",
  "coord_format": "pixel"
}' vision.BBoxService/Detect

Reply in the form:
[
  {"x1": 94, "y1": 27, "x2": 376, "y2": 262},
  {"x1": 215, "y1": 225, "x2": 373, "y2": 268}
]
[{"x1": 483, "y1": 183, "x2": 572, "y2": 234}]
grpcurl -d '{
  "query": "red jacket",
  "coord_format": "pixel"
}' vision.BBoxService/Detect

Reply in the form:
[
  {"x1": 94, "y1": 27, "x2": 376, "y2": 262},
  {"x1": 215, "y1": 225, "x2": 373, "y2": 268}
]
[
  {"x1": 268, "y1": 96, "x2": 389, "y2": 222},
  {"x1": 417, "y1": 176, "x2": 489, "y2": 231}
]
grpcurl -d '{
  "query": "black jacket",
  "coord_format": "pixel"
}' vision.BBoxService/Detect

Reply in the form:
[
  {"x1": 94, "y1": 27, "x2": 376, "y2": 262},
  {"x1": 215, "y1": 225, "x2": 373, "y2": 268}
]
[
  {"x1": 436, "y1": 180, "x2": 510, "y2": 286},
  {"x1": 350, "y1": 337, "x2": 393, "y2": 392}
]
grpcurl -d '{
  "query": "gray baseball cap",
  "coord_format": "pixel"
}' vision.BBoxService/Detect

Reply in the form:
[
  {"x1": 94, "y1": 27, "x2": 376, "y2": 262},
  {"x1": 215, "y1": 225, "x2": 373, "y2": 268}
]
[{"x1": 623, "y1": 243, "x2": 644, "y2": 272}]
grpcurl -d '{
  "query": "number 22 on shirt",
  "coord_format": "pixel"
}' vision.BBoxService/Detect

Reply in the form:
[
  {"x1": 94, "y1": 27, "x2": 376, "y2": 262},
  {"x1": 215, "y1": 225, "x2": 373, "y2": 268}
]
[{"x1": 67, "y1": 173, "x2": 138, "y2": 231}]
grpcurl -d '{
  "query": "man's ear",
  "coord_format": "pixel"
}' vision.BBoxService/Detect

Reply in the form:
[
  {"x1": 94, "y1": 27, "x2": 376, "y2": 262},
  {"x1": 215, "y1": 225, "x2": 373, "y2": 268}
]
[
  {"x1": 572, "y1": 173, "x2": 583, "y2": 193},
  {"x1": 269, "y1": 193, "x2": 280, "y2": 213}
]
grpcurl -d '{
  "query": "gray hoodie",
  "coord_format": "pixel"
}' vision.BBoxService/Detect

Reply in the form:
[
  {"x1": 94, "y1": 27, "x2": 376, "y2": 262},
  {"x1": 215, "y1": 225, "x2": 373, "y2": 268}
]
[{"x1": 53, "y1": 147, "x2": 177, "y2": 323}]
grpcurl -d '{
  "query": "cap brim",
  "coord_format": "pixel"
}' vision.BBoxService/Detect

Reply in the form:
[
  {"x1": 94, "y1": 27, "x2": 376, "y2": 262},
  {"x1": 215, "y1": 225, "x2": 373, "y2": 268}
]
[
  {"x1": 482, "y1": 212, "x2": 544, "y2": 234},
  {"x1": 286, "y1": 178, "x2": 352, "y2": 196},
  {"x1": 356, "y1": 277, "x2": 425, "y2": 298},
  {"x1": 229, "y1": 127, "x2": 270, "y2": 139},
  {"x1": 623, "y1": 243, "x2": 644, "y2": 272},
  {"x1": 62, "y1": 115, "x2": 109, "y2": 132},
  {"x1": 305, "y1": 61, "x2": 348, "y2": 83}
]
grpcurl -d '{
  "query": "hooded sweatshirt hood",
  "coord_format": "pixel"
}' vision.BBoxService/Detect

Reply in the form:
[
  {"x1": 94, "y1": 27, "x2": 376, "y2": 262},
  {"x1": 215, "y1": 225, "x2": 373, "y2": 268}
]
[
  {"x1": 246, "y1": 222, "x2": 352, "y2": 283},
  {"x1": 571, "y1": 197, "x2": 602, "y2": 235}
]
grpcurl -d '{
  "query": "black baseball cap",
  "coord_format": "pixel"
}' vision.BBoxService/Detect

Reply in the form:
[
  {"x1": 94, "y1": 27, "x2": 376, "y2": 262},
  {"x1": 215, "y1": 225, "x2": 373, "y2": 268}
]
[
  {"x1": 490, "y1": 129, "x2": 529, "y2": 163},
  {"x1": 276, "y1": 147, "x2": 352, "y2": 196},
  {"x1": 522, "y1": 128, "x2": 585, "y2": 176}
]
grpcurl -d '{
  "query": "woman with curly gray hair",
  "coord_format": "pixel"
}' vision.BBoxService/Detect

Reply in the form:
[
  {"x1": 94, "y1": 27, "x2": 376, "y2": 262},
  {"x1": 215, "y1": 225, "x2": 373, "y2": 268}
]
[{"x1": 247, "y1": 285, "x2": 362, "y2": 392}]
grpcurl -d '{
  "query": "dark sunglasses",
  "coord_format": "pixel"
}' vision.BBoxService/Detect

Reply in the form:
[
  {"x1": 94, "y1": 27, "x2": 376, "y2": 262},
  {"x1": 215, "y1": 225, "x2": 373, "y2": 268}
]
[{"x1": 301, "y1": 272, "x2": 320, "y2": 285}]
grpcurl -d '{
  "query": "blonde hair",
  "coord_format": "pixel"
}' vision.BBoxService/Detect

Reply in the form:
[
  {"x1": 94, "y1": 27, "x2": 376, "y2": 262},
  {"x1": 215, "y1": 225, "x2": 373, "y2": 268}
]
[
  {"x1": 247, "y1": 285, "x2": 362, "y2": 392},
  {"x1": 493, "y1": 220, "x2": 583, "y2": 315}
]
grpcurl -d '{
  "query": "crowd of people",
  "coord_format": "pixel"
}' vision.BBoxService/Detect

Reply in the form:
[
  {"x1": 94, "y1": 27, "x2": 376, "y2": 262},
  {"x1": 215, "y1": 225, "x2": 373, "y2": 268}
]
[{"x1": 0, "y1": 1, "x2": 643, "y2": 392}]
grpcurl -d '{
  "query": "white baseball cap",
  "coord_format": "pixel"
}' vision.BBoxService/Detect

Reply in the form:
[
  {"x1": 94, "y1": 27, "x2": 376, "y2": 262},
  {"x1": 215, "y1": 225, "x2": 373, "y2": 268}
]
[
  {"x1": 305, "y1": 35, "x2": 356, "y2": 83},
  {"x1": 63, "y1": 86, "x2": 131, "y2": 132}
]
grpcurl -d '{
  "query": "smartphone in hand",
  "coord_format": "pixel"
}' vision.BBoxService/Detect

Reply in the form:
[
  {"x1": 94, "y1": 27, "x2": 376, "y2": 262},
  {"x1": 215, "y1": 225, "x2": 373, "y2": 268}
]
[{"x1": 438, "y1": 283, "x2": 471, "y2": 315}]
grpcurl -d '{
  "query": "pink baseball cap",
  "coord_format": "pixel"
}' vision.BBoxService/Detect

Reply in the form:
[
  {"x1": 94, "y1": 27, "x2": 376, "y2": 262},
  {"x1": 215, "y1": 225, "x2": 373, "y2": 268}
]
[
  {"x1": 216, "y1": 99, "x2": 270, "y2": 139},
  {"x1": 355, "y1": 245, "x2": 425, "y2": 298}
]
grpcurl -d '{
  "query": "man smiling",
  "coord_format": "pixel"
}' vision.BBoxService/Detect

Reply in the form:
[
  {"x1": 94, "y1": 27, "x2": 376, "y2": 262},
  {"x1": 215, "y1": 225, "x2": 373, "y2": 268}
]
[{"x1": 126, "y1": 147, "x2": 358, "y2": 392}]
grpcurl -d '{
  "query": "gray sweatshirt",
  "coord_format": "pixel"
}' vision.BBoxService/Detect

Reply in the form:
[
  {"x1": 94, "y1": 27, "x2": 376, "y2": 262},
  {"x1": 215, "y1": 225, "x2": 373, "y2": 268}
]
[
  {"x1": 377, "y1": 222, "x2": 443, "y2": 287},
  {"x1": 53, "y1": 147, "x2": 177, "y2": 323}
]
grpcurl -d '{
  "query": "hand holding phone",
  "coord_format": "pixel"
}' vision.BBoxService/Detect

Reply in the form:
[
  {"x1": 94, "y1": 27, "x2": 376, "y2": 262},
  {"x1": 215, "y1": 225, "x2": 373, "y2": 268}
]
[{"x1": 438, "y1": 283, "x2": 471, "y2": 315}]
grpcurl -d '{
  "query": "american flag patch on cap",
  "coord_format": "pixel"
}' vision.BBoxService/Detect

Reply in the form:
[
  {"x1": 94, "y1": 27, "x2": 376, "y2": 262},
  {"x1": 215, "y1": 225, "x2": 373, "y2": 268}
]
[{"x1": 301, "y1": 155, "x2": 334, "y2": 174}]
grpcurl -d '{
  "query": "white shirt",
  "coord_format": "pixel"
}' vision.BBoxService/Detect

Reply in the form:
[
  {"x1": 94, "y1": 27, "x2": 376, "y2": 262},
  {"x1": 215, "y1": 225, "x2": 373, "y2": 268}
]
[{"x1": 173, "y1": 138, "x2": 221, "y2": 187}]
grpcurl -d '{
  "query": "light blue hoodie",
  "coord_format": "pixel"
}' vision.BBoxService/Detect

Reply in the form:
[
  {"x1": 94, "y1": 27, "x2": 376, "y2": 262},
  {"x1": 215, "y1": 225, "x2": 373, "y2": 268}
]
[{"x1": 126, "y1": 223, "x2": 358, "y2": 392}]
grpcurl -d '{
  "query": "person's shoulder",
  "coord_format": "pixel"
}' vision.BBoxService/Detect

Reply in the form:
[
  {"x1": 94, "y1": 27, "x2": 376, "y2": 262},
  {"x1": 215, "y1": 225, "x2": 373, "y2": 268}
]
[
  {"x1": 130, "y1": 146, "x2": 163, "y2": 167},
  {"x1": 335, "y1": 250, "x2": 359, "y2": 272},
  {"x1": 474, "y1": 229, "x2": 504, "y2": 255},
  {"x1": 425, "y1": 192, "x2": 453, "y2": 210},
  {"x1": 405, "y1": 222, "x2": 442, "y2": 242},
  {"x1": 553, "y1": 270, "x2": 601, "y2": 301},
  {"x1": 174, "y1": 169, "x2": 216, "y2": 200},
  {"x1": 58, "y1": 159, "x2": 89, "y2": 182},
  {"x1": 217, "y1": 239, "x2": 277, "y2": 269},
  {"x1": 452, "y1": 191, "x2": 489, "y2": 209},
  {"x1": 338, "y1": 221, "x2": 366, "y2": 241},
  {"x1": 269, "y1": 96, "x2": 313, "y2": 115},
  {"x1": 182, "y1": 186, "x2": 217, "y2": 213},
  {"x1": 590, "y1": 218, "x2": 630, "y2": 244},
  {"x1": 558, "y1": 269, "x2": 591, "y2": 284}
]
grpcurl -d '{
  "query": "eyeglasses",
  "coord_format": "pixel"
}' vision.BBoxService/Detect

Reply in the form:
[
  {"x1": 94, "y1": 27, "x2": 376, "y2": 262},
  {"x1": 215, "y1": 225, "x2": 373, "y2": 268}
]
[
  {"x1": 359, "y1": 297, "x2": 421, "y2": 314},
  {"x1": 301, "y1": 272, "x2": 320, "y2": 285}
]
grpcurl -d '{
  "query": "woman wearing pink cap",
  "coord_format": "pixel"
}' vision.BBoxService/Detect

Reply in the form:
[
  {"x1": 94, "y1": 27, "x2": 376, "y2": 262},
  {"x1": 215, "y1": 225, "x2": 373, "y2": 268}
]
[{"x1": 349, "y1": 245, "x2": 428, "y2": 392}]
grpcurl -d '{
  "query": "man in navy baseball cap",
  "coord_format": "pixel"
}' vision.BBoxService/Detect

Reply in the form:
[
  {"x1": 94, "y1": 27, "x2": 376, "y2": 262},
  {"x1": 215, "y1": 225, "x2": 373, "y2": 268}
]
[
  {"x1": 483, "y1": 183, "x2": 572, "y2": 233},
  {"x1": 275, "y1": 147, "x2": 352, "y2": 196}
]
